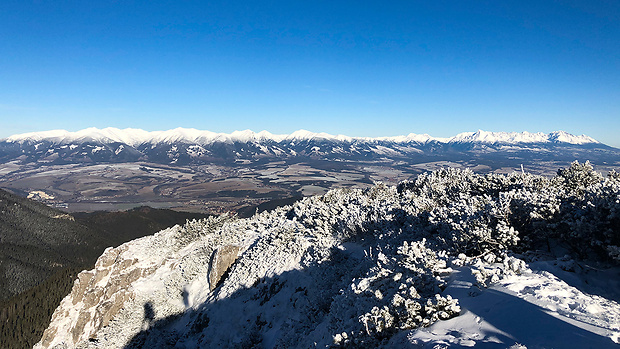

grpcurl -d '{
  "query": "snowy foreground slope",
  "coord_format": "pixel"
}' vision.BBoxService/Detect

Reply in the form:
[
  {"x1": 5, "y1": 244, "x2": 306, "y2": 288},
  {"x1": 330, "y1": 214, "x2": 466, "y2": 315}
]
[{"x1": 36, "y1": 162, "x2": 620, "y2": 348}]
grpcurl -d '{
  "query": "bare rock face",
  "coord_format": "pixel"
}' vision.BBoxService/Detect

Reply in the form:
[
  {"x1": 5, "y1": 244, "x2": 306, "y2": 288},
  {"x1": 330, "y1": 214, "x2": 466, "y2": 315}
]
[
  {"x1": 35, "y1": 216, "x2": 243, "y2": 349},
  {"x1": 37, "y1": 245, "x2": 147, "y2": 348},
  {"x1": 35, "y1": 228, "x2": 183, "y2": 349},
  {"x1": 208, "y1": 245, "x2": 240, "y2": 291}
]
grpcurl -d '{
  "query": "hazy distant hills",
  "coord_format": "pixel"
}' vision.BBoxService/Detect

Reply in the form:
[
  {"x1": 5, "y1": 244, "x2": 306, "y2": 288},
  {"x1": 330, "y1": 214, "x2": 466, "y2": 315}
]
[{"x1": 1, "y1": 128, "x2": 617, "y2": 166}]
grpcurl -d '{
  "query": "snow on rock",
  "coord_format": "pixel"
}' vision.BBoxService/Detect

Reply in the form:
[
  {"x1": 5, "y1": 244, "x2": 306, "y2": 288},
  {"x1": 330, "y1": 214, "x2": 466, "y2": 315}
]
[
  {"x1": 549, "y1": 130, "x2": 599, "y2": 144},
  {"x1": 36, "y1": 216, "x2": 239, "y2": 348},
  {"x1": 5, "y1": 127, "x2": 154, "y2": 147},
  {"x1": 207, "y1": 245, "x2": 241, "y2": 291}
]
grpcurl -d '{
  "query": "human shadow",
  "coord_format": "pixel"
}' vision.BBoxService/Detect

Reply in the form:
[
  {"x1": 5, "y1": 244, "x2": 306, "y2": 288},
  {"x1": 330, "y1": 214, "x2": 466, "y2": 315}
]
[
  {"x1": 121, "y1": 203, "x2": 618, "y2": 348},
  {"x1": 123, "y1": 245, "x2": 370, "y2": 348},
  {"x1": 143, "y1": 302, "x2": 155, "y2": 326},
  {"x1": 122, "y1": 245, "x2": 618, "y2": 348}
]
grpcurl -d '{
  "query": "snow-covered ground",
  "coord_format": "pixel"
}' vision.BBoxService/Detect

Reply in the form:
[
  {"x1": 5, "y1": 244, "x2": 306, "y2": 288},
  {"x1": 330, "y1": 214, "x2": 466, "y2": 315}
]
[
  {"x1": 37, "y1": 227, "x2": 620, "y2": 348},
  {"x1": 35, "y1": 166, "x2": 620, "y2": 348},
  {"x1": 398, "y1": 259, "x2": 620, "y2": 348}
]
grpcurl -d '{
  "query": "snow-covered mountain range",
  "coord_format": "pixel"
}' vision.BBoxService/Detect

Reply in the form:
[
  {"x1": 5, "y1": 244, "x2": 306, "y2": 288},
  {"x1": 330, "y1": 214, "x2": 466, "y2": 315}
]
[
  {"x1": 3, "y1": 127, "x2": 600, "y2": 146},
  {"x1": 0, "y1": 128, "x2": 612, "y2": 166}
]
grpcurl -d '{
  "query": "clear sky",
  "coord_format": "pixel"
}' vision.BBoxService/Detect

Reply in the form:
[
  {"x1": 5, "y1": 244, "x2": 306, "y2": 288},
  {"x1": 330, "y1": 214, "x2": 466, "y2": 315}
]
[{"x1": 1, "y1": 1, "x2": 619, "y2": 147}]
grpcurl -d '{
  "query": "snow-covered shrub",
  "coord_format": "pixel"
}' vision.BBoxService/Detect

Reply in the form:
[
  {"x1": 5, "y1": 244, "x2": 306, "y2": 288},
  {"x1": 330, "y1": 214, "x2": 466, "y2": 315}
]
[
  {"x1": 177, "y1": 215, "x2": 230, "y2": 245},
  {"x1": 608, "y1": 169, "x2": 620, "y2": 182},
  {"x1": 393, "y1": 163, "x2": 618, "y2": 261},
  {"x1": 554, "y1": 178, "x2": 620, "y2": 259},
  {"x1": 288, "y1": 184, "x2": 402, "y2": 241},
  {"x1": 398, "y1": 168, "x2": 527, "y2": 203},
  {"x1": 327, "y1": 240, "x2": 460, "y2": 346},
  {"x1": 478, "y1": 162, "x2": 620, "y2": 261},
  {"x1": 556, "y1": 160, "x2": 604, "y2": 196},
  {"x1": 471, "y1": 255, "x2": 529, "y2": 287},
  {"x1": 397, "y1": 168, "x2": 479, "y2": 207},
  {"x1": 426, "y1": 194, "x2": 519, "y2": 255},
  {"x1": 504, "y1": 188, "x2": 561, "y2": 250},
  {"x1": 607, "y1": 246, "x2": 620, "y2": 262}
]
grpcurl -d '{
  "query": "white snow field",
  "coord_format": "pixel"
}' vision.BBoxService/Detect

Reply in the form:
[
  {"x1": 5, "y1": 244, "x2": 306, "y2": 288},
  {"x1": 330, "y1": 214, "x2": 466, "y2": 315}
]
[
  {"x1": 36, "y1": 165, "x2": 620, "y2": 348},
  {"x1": 398, "y1": 259, "x2": 620, "y2": 348}
]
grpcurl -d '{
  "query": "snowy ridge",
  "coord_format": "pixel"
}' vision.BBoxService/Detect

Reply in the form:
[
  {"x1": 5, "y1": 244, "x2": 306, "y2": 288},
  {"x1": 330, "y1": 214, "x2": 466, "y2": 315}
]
[
  {"x1": 449, "y1": 129, "x2": 599, "y2": 145},
  {"x1": 3, "y1": 127, "x2": 610, "y2": 167},
  {"x1": 4, "y1": 127, "x2": 600, "y2": 146},
  {"x1": 35, "y1": 165, "x2": 620, "y2": 348}
]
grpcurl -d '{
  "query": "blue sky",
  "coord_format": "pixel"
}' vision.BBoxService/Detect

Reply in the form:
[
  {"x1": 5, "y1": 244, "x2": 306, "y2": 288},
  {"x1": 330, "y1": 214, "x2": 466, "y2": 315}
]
[{"x1": 1, "y1": 1, "x2": 619, "y2": 147}]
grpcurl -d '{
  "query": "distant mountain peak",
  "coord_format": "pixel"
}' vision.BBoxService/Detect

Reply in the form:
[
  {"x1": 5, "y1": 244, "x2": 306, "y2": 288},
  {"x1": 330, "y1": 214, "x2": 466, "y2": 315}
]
[
  {"x1": 3, "y1": 128, "x2": 601, "y2": 146},
  {"x1": 449, "y1": 130, "x2": 599, "y2": 145},
  {"x1": 2, "y1": 127, "x2": 611, "y2": 167},
  {"x1": 548, "y1": 130, "x2": 599, "y2": 144}
]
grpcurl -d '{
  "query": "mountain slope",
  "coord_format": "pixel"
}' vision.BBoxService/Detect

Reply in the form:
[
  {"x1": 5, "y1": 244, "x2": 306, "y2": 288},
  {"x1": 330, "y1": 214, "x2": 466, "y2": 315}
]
[
  {"x1": 36, "y1": 163, "x2": 620, "y2": 348},
  {"x1": 0, "y1": 188, "x2": 107, "y2": 300},
  {"x1": 3, "y1": 128, "x2": 601, "y2": 146},
  {"x1": 0, "y1": 188, "x2": 112, "y2": 349},
  {"x1": 0, "y1": 128, "x2": 614, "y2": 166},
  {"x1": 0, "y1": 189, "x2": 211, "y2": 349}
]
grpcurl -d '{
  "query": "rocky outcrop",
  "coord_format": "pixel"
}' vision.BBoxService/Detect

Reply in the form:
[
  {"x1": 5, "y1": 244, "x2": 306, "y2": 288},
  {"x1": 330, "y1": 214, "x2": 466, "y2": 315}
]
[
  {"x1": 38, "y1": 245, "x2": 149, "y2": 347},
  {"x1": 208, "y1": 245, "x2": 240, "y2": 291},
  {"x1": 34, "y1": 215, "x2": 245, "y2": 349}
]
